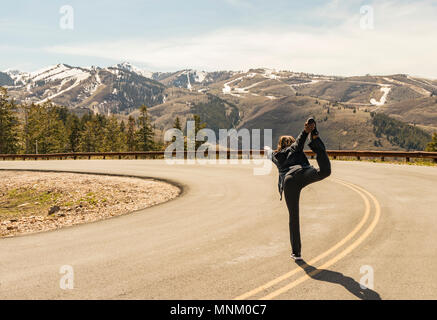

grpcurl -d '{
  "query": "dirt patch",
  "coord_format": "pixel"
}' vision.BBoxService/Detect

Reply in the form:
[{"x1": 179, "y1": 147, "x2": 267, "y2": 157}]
[{"x1": 0, "y1": 171, "x2": 180, "y2": 237}]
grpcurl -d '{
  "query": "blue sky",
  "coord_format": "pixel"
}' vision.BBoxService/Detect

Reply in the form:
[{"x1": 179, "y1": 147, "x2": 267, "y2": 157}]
[{"x1": 1, "y1": 0, "x2": 436, "y2": 77}]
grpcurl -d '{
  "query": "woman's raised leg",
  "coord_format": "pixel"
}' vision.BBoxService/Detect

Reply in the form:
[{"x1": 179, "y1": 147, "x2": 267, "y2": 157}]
[{"x1": 301, "y1": 137, "x2": 331, "y2": 188}]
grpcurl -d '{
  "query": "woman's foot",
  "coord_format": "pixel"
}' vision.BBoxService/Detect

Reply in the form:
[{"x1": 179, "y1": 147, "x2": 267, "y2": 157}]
[{"x1": 307, "y1": 117, "x2": 319, "y2": 139}]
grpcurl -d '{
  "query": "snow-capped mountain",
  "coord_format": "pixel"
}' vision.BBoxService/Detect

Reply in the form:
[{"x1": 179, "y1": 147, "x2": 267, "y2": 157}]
[
  {"x1": 3, "y1": 63, "x2": 166, "y2": 114},
  {"x1": 4, "y1": 64, "x2": 91, "y2": 87},
  {"x1": 153, "y1": 69, "x2": 236, "y2": 90},
  {"x1": 113, "y1": 62, "x2": 154, "y2": 79},
  {"x1": 2, "y1": 62, "x2": 239, "y2": 112},
  {"x1": 113, "y1": 62, "x2": 234, "y2": 90}
]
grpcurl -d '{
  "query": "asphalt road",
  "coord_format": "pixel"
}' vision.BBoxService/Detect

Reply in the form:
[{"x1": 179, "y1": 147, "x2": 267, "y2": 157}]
[{"x1": 0, "y1": 159, "x2": 436, "y2": 300}]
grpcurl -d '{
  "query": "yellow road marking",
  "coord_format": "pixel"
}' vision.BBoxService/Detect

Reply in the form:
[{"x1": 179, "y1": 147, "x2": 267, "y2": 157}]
[
  {"x1": 260, "y1": 181, "x2": 381, "y2": 300},
  {"x1": 234, "y1": 178, "x2": 372, "y2": 300}
]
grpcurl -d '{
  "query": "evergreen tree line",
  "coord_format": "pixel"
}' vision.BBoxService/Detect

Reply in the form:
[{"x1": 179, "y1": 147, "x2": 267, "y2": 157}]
[
  {"x1": 0, "y1": 88, "x2": 159, "y2": 154},
  {"x1": 2, "y1": 86, "x2": 437, "y2": 154},
  {"x1": 171, "y1": 115, "x2": 207, "y2": 150}
]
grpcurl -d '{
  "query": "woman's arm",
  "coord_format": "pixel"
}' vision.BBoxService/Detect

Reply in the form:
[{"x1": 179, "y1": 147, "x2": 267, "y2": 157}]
[
  {"x1": 290, "y1": 130, "x2": 309, "y2": 152},
  {"x1": 290, "y1": 121, "x2": 314, "y2": 152}
]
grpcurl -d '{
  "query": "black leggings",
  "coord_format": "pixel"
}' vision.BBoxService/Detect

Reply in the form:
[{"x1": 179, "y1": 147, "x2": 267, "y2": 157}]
[{"x1": 283, "y1": 138, "x2": 331, "y2": 255}]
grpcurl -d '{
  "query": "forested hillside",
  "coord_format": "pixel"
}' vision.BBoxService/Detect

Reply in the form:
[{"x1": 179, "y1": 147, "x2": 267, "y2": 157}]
[
  {"x1": 0, "y1": 88, "x2": 162, "y2": 154},
  {"x1": 371, "y1": 113, "x2": 430, "y2": 150}
]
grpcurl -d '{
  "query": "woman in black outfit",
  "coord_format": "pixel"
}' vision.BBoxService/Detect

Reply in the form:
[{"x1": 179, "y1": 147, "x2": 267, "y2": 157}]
[{"x1": 271, "y1": 118, "x2": 331, "y2": 261}]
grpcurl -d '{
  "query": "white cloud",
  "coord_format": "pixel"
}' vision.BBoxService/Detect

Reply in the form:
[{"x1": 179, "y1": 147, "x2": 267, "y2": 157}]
[{"x1": 44, "y1": 0, "x2": 437, "y2": 78}]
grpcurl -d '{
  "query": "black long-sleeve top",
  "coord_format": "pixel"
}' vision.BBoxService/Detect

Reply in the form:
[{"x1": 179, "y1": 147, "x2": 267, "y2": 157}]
[{"x1": 271, "y1": 130, "x2": 311, "y2": 200}]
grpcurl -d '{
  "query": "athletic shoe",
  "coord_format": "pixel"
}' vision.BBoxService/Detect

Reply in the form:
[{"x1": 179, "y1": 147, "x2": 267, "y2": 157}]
[
  {"x1": 307, "y1": 117, "x2": 319, "y2": 138},
  {"x1": 291, "y1": 253, "x2": 303, "y2": 261}
]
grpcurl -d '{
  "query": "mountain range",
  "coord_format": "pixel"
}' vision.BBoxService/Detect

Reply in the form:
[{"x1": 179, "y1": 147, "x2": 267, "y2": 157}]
[{"x1": 1, "y1": 62, "x2": 437, "y2": 150}]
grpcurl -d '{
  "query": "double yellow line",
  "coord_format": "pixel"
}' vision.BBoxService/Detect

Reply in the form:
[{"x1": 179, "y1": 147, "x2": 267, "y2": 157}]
[{"x1": 234, "y1": 178, "x2": 381, "y2": 300}]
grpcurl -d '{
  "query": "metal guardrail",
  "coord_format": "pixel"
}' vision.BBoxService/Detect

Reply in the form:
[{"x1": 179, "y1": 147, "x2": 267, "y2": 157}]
[
  {"x1": 0, "y1": 150, "x2": 436, "y2": 162},
  {"x1": 309, "y1": 150, "x2": 437, "y2": 162}
]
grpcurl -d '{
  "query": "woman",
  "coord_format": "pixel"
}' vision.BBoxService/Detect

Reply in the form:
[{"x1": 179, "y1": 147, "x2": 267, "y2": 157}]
[{"x1": 271, "y1": 118, "x2": 331, "y2": 261}]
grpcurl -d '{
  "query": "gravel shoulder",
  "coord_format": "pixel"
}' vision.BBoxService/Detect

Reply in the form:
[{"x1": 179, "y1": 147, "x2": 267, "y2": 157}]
[{"x1": 0, "y1": 171, "x2": 180, "y2": 237}]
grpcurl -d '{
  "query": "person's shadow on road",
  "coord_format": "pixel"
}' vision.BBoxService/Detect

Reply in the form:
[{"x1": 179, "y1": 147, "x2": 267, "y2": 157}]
[{"x1": 295, "y1": 260, "x2": 381, "y2": 300}]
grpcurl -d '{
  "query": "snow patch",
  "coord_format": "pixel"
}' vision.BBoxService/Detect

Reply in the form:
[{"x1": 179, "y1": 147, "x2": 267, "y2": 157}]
[
  {"x1": 36, "y1": 71, "x2": 90, "y2": 104},
  {"x1": 114, "y1": 62, "x2": 153, "y2": 78},
  {"x1": 4, "y1": 69, "x2": 30, "y2": 85},
  {"x1": 370, "y1": 86, "x2": 391, "y2": 106},
  {"x1": 194, "y1": 70, "x2": 207, "y2": 83},
  {"x1": 186, "y1": 72, "x2": 192, "y2": 91},
  {"x1": 222, "y1": 73, "x2": 257, "y2": 96}
]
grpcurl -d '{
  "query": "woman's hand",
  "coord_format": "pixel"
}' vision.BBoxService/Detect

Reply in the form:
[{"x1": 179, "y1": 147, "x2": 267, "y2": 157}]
[{"x1": 304, "y1": 121, "x2": 315, "y2": 133}]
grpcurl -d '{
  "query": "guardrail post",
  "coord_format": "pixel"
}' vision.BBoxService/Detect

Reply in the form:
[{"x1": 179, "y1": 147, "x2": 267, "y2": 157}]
[
  {"x1": 357, "y1": 156, "x2": 360, "y2": 161},
  {"x1": 381, "y1": 157, "x2": 384, "y2": 162},
  {"x1": 406, "y1": 157, "x2": 410, "y2": 162},
  {"x1": 103, "y1": 155, "x2": 106, "y2": 160},
  {"x1": 88, "y1": 155, "x2": 91, "y2": 160}
]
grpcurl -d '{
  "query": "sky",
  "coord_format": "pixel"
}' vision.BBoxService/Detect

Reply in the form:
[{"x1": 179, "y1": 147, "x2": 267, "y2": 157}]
[{"x1": 1, "y1": 0, "x2": 436, "y2": 78}]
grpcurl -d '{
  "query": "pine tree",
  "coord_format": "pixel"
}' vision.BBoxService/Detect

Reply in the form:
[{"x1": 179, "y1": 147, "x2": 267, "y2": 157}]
[
  {"x1": 136, "y1": 105, "x2": 154, "y2": 151},
  {"x1": 23, "y1": 102, "x2": 68, "y2": 154},
  {"x1": 0, "y1": 88, "x2": 19, "y2": 154},
  {"x1": 104, "y1": 116, "x2": 123, "y2": 152},
  {"x1": 66, "y1": 113, "x2": 81, "y2": 152},
  {"x1": 193, "y1": 114, "x2": 206, "y2": 150},
  {"x1": 77, "y1": 113, "x2": 109, "y2": 152},
  {"x1": 170, "y1": 117, "x2": 183, "y2": 143},
  {"x1": 426, "y1": 133, "x2": 437, "y2": 152},
  {"x1": 119, "y1": 120, "x2": 126, "y2": 134},
  {"x1": 173, "y1": 117, "x2": 182, "y2": 131},
  {"x1": 118, "y1": 120, "x2": 127, "y2": 151},
  {"x1": 79, "y1": 120, "x2": 98, "y2": 152},
  {"x1": 44, "y1": 107, "x2": 68, "y2": 153},
  {"x1": 126, "y1": 115, "x2": 137, "y2": 151},
  {"x1": 94, "y1": 114, "x2": 107, "y2": 151}
]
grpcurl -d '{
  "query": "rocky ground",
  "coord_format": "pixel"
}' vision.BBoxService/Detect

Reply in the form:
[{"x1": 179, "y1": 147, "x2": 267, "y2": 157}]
[{"x1": 0, "y1": 171, "x2": 180, "y2": 237}]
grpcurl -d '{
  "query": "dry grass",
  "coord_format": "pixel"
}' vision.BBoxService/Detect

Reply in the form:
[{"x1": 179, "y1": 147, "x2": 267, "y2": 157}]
[
  {"x1": 0, "y1": 171, "x2": 180, "y2": 237},
  {"x1": 330, "y1": 157, "x2": 436, "y2": 167}
]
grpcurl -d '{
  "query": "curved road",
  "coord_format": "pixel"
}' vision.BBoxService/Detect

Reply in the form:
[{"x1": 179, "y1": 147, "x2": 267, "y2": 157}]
[{"x1": 0, "y1": 159, "x2": 436, "y2": 299}]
